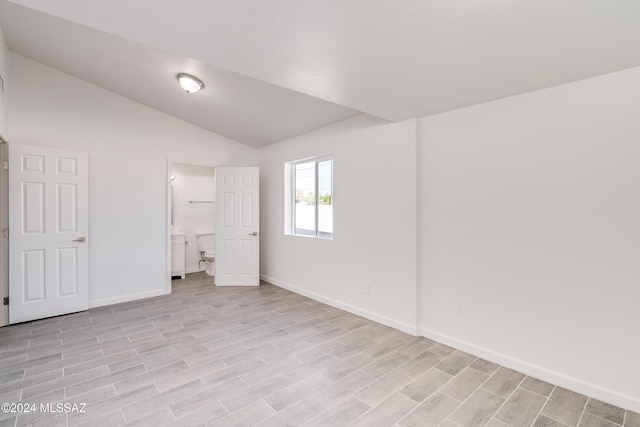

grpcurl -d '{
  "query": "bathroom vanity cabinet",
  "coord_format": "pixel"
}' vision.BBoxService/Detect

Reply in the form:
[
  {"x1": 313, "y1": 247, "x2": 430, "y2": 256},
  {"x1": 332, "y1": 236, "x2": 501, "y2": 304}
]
[{"x1": 171, "y1": 233, "x2": 186, "y2": 279}]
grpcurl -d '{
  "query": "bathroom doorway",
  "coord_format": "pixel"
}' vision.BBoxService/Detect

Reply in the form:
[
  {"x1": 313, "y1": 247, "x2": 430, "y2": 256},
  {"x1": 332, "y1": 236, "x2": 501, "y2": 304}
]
[{"x1": 167, "y1": 161, "x2": 216, "y2": 287}]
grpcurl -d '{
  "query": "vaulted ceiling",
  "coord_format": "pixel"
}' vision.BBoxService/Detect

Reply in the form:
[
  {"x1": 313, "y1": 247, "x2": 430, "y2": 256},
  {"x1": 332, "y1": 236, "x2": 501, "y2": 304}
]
[{"x1": 2, "y1": 0, "x2": 640, "y2": 148}]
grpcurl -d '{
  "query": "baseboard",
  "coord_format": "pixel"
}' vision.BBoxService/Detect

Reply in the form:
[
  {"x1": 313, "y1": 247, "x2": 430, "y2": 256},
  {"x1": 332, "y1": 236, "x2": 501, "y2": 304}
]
[
  {"x1": 186, "y1": 267, "x2": 206, "y2": 274},
  {"x1": 261, "y1": 274, "x2": 417, "y2": 336},
  {"x1": 419, "y1": 327, "x2": 640, "y2": 414},
  {"x1": 88, "y1": 288, "x2": 170, "y2": 309}
]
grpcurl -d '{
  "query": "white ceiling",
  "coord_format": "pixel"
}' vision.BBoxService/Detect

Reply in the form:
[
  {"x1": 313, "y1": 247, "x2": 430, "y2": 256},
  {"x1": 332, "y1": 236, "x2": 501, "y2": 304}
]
[{"x1": 2, "y1": 0, "x2": 640, "y2": 147}]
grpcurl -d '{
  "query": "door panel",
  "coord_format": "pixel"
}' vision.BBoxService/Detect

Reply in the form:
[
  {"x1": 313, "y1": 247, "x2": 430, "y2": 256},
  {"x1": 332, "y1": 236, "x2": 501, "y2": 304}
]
[
  {"x1": 57, "y1": 183, "x2": 77, "y2": 232},
  {"x1": 23, "y1": 182, "x2": 45, "y2": 234},
  {"x1": 58, "y1": 247, "x2": 78, "y2": 296},
  {"x1": 215, "y1": 167, "x2": 259, "y2": 286},
  {"x1": 9, "y1": 144, "x2": 89, "y2": 323},
  {"x1": 22, "y1": 154, "x2": 45, "y2": 173},
  {"x1": 241, "y1": 193, "x2": 253, "y2": 227},
  {"x1": 240, "y1": 238, "x2": 253, "y2": 274},
  {"x1": 223, "y1": 192, "x2": 234, "y2": 227},
  {"x1": 57, "y1": 157, "x2": 77, "y2": 174},
  {"x1": 23, "y1": 250, "x2": 45, "y2": 301},
  {"x1": 222, "y1": 238, "x2": 234, "y2": 275}
]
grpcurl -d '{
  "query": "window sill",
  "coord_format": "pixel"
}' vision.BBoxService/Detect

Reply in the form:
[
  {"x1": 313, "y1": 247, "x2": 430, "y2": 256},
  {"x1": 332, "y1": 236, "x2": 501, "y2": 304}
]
[{"x1": 284, "y1": 233, "x2": 333, "y2": 241}]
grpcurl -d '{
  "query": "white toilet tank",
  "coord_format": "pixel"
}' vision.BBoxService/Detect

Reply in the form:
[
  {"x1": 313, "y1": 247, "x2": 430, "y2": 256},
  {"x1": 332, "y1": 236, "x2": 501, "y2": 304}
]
[{"x1": 195, "y1": 232, "x2": 215, "y2": 253}]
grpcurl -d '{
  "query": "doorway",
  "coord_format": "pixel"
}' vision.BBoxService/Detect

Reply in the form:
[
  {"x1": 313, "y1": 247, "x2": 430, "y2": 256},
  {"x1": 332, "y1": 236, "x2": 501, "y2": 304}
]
[
  {"x1": 165, "y1": 161, "x2": 261, "y2": 289},
  {"x1": 167, "y1": 161, "x2": 217, "y2": 287}
]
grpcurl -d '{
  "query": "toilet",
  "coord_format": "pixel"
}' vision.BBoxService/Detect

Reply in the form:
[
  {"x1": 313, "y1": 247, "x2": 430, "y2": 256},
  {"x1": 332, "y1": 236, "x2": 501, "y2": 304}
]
[{"x1": 195, "y1": 232, "x2": 216, "y2": 276}]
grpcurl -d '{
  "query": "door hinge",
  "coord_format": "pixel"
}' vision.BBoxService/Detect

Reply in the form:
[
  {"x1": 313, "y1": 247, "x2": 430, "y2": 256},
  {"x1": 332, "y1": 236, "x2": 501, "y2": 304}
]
[
  {"x1": 2, "y1": 160, "x2": 7, "y2": 170},
  {"x1": 2, "y1": 229, "x2": 7, "y2": 238},
  {"x1": 3, "y1": 297, "x2": 7, "y2": 306}
]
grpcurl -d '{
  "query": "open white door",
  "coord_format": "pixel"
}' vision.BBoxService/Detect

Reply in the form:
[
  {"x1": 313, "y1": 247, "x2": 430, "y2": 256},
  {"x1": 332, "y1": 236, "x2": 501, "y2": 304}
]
[
  {"x1": 9, "y1": 144, "x2": 88, "y2": 323},
  {"x1": 215, "y1": 167, "x2": 259, "y2": 286}
]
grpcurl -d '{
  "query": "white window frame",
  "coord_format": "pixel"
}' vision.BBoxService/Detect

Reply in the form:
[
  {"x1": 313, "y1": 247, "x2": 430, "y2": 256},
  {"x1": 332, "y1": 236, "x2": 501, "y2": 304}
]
[{"x1": 286, "y1": 155, "x2": 333, "y2": 239}]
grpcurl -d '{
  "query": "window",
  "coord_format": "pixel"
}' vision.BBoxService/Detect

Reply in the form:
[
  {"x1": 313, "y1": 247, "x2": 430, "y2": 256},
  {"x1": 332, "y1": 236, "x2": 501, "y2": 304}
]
[{"x1": 287, "y1": 156, "x2": 333, "y2": 238}]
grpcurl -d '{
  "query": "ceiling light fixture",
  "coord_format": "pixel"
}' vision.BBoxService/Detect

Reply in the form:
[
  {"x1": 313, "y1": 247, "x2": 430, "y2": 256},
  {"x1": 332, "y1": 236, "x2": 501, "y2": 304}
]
[{"x1": 177, "y1": 73, "x2": 203, "y2": 93}]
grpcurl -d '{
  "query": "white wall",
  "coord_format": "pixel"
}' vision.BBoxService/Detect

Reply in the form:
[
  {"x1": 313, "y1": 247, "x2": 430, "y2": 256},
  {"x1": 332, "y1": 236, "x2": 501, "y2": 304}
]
[
  {"x1": 0, "y1": 22, "x2": 8, "y2": 141},
  {"x1": 8, "y1": 54, "x2": 258, "y2": 306},
  {"x1": 418, "y1": 66, "x2": 640, "y2": 411},
  {"x1": 259, "y1": 114, "x2": 418, "y2": 333},
  {"x1": 171, "y1": 163, "x2": 216, "y2": 273}
]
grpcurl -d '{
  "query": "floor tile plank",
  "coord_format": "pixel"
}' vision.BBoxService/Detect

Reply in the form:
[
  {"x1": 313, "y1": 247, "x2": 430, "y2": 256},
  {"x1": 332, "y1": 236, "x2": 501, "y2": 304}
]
[{"x1": 0, "y1": 272, "x2": 635, "y2": 427}]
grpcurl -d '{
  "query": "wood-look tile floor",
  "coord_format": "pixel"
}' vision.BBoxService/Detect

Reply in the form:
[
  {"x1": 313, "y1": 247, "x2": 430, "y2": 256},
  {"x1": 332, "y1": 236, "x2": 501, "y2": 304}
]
[{"x1": 0, "y1": 272, "x2": 638, "y2": 427}]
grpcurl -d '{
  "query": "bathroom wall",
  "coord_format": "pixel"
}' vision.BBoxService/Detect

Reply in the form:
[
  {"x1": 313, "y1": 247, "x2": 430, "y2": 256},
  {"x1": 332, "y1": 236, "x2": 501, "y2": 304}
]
[{"x1": 171, "y1": 163, "x2": 216, "y2": 274}]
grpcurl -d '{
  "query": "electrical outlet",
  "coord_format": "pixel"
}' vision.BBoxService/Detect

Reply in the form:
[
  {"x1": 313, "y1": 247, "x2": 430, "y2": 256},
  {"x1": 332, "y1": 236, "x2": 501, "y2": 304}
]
[
  {"x1": 363, "y1": 281, "x2": 370, "y2": 294},
  {"x1": 457, "y1": 298, "x2": 466, "y2": 313}
]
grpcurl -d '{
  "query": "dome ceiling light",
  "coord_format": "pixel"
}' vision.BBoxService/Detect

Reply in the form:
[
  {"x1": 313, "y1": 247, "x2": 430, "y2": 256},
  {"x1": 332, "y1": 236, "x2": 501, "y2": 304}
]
[{"x1": 177, "y1": 73, "x2": 203, "y2": 93}]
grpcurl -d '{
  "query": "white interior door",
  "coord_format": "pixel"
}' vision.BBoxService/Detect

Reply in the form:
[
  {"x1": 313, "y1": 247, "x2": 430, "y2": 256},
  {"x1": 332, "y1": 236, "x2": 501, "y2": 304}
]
[
  {"x1": 215, "y1": 167, "x2": 259, "y2": 286},
  {"x1": 9, "y1": 144, "x2": 89, "y2": 323}
]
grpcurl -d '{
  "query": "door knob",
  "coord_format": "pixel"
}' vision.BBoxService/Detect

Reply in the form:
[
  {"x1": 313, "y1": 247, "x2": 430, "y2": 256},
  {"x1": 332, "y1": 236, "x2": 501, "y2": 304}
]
[
  {"x1": 248, "y1": 232, "x2": 258, "y2": 237},
  {"x1": 73, "y1": 237, "x2": 87, "y2": 242}
]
